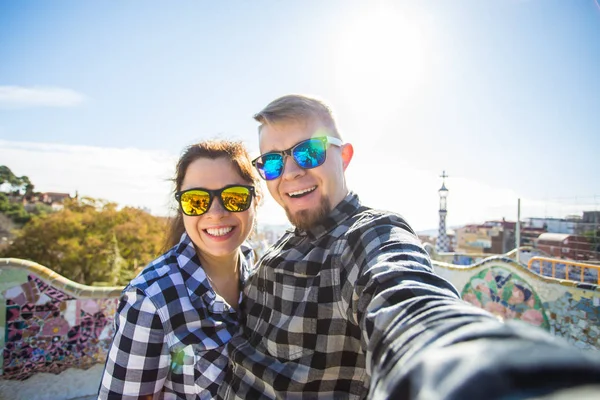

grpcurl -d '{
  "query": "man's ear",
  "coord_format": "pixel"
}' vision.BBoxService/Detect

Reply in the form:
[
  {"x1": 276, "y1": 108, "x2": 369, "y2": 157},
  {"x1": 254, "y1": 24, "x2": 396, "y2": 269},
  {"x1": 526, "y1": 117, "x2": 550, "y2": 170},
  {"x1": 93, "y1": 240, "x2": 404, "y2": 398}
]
[{"x1": 341, "y1": 143, "x2": 354, "y2": 170}]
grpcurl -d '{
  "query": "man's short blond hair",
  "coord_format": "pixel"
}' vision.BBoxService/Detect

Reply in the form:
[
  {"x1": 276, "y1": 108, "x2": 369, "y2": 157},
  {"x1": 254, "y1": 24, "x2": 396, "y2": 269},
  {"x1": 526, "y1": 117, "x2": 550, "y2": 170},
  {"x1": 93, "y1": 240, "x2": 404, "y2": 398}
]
[{"x1": 253, "y1": 94, "x2": 341, "y2": 139}]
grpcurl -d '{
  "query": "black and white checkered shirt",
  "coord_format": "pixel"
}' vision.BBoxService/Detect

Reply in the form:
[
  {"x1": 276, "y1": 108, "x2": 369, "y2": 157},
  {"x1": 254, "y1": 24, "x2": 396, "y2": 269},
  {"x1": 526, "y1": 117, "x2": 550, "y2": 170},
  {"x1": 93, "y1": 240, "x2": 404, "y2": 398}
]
[
  {"x1": 217, "y1": 192, "x2": 465, "y2": 399},
  {"x1": 99, "y1": 233, "x2": 253, "y2": 400}
]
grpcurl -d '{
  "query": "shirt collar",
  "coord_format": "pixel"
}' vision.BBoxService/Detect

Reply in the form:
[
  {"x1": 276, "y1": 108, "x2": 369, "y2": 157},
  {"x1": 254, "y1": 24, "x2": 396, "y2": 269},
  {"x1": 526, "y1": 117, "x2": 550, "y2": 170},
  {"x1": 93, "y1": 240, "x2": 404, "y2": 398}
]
[
  {"x1": 175, "y1": 232, "x2": 209, "y2": 299},
  {"x1": 295, "y1": 191, "x2": 361, "y2": 240},
  {"x1": 175, "y1": 232, "x2": 249, "y2": 311}
]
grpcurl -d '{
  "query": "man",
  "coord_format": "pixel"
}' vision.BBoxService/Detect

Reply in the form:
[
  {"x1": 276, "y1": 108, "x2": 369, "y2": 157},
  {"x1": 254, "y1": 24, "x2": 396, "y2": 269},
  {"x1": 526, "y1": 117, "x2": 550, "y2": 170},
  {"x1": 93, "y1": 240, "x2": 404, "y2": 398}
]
[{"x1": 218, "y1": 95, "x2": 600, "y2": 399}]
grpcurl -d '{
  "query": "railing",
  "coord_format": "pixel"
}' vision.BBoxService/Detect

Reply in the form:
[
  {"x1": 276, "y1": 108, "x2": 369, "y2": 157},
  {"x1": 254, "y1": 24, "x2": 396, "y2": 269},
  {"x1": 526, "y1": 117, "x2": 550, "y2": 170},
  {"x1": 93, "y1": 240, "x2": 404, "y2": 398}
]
[{"x1": 527, "y1": 256, "x2": 600, "y2": 285}]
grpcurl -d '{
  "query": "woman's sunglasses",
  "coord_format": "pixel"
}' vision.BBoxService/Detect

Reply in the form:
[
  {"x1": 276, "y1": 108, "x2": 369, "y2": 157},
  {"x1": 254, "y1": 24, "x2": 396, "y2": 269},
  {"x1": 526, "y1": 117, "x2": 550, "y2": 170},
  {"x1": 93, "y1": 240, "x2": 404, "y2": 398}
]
[
  {"x1": 175, "y1": 184, "x2": 255, "y2": 216},
  {"x1": 251, "y1": 136, "x2": 343, "y2": 181}
]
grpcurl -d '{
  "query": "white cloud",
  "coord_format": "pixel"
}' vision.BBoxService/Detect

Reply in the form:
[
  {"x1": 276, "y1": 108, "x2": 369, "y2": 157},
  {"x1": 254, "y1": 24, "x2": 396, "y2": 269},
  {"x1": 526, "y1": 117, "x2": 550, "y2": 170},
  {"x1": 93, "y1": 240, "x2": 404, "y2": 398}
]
[
  {"x1": 0, "y1": 86, "x2": 86, "y2": 108},
  {"x1": 0, "y1": 140, "x2": 176, "y2": 216}
]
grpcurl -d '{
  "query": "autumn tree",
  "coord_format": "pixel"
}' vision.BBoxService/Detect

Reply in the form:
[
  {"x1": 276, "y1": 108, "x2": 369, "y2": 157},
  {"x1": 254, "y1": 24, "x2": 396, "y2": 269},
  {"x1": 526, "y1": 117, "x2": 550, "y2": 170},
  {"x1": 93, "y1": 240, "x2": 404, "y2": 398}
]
[{"x1": 1, "y1": 197, "x2": 167, "y2": 286}]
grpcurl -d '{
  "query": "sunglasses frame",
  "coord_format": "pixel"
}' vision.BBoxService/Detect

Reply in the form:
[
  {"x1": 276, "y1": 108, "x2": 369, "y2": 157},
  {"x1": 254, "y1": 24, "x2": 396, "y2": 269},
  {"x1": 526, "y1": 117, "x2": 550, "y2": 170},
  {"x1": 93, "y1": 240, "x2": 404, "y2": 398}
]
[
  {"x1": 251, "y1": 136, "x2": 343, "y2": 181},
  {"x1": 175, "y1": 184, "x2": 255, "y2": 216}
]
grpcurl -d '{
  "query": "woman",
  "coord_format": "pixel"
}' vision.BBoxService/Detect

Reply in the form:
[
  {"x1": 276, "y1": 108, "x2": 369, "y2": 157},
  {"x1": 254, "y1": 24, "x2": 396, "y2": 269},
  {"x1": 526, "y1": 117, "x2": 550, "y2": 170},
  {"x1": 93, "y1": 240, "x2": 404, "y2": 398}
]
[{"x1": 99, "y1": 140, "x2": 261, "y2": 400}]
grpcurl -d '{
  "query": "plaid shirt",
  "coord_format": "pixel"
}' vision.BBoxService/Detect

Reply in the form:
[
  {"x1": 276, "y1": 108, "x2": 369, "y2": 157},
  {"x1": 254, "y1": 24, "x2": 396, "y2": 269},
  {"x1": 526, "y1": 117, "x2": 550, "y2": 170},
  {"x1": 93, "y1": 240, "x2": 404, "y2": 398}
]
[
  {"x1": 99, "y1": 233, "x2": 253, "y2": 400},
  {"x1": 217, "y1": 193, "x2": 464, "y2": 399}
]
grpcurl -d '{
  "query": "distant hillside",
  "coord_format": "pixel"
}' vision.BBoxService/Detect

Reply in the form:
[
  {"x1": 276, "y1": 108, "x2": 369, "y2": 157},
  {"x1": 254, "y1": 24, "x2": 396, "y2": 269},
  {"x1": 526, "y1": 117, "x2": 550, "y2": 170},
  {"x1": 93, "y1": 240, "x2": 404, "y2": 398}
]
[
  {"x1": 417, "y1": 226, "x2": 463, "y2": 238},
  {"x1": 417, "y1": 229, "x2": 439, "y2": 237}
]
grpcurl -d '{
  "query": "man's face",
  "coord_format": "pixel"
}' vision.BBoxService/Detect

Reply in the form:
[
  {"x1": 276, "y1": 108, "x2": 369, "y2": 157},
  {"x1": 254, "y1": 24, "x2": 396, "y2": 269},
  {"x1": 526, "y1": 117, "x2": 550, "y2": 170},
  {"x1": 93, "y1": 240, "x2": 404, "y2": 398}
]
[{"x1": 259, "y1": 119, "x2": 351, "y2": 230}]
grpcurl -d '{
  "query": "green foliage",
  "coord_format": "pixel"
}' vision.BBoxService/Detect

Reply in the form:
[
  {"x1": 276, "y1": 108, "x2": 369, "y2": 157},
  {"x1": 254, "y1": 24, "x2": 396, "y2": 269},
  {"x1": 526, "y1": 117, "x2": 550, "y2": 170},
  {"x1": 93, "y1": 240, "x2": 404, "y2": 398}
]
[
  {"x1": 0, "y1": 165, "x2": 37, "y2": 225},
  {"x1": 1, "y1": 198, "x2": 167, "y2": 286},
  {"x1": 0, "y1": 193, "x2": 31, "y2": 224},
  {"x1": 583, "y1": 229, "x2": 600, "y2": 254},
  {"x1": 583, "y1": 229, "x2": 600, "y2": 241},
  {"x1": 0, "y1": 166, "x2": 20, "y2": 188},
  {"x1": 0, "y1": 165, "x2": 34, "y2": 195},
  {"x1": 27, "y1": 202, "x2": 53, "y2": 216}
]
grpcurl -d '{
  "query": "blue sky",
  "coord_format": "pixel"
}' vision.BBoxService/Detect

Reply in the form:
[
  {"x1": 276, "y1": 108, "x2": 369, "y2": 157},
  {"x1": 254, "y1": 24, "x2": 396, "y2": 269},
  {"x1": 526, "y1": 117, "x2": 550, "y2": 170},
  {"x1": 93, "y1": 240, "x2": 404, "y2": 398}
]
[{"x1": 1, "y1": 0, "x2": 599, "y2": 231}]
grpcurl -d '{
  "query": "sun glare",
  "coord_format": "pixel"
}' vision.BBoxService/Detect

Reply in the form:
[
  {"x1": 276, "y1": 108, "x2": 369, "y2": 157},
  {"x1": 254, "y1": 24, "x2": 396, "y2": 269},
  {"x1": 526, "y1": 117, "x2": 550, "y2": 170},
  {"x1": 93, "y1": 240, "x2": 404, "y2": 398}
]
[{"x1": 333, "y1": 6, "x2": 433, "y2": 113}]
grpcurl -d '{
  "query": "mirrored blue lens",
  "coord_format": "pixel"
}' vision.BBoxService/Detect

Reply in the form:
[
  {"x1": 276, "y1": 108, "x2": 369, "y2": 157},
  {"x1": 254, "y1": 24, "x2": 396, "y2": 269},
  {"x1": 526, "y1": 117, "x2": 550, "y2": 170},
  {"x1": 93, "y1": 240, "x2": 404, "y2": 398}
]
[
  {"x1": 256, "y1": 138, "x2": 329, "y2": 180},
  {"x1": 293, "y1": 139, "x2": 326, "y2": 168},
  {"x1": 262, "y1": 153, "x2": 284, "y2": 180}
]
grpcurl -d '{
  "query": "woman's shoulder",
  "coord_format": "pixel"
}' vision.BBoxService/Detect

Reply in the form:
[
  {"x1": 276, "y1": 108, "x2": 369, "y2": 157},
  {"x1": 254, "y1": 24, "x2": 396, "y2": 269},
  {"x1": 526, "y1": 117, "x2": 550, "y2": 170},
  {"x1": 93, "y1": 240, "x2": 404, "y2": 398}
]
[{"x1": 127, "y1": 250, "x2": 183, "y2": 298}]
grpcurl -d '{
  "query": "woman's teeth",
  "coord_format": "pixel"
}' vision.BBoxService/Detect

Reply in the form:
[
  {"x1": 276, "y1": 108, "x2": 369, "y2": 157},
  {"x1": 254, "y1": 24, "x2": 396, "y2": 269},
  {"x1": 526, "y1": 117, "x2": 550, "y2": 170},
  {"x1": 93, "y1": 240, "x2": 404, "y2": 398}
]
[{"x1": 206, "y1": 227, "x2": 233, "y2": 236}]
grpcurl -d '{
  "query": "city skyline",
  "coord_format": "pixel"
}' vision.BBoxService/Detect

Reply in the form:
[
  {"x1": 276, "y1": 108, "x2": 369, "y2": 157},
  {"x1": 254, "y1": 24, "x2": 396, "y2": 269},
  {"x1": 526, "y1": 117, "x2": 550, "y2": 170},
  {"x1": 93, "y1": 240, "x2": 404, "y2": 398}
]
[{"x1": 1, "y1": 1, "x2": 599, "y2": 232}]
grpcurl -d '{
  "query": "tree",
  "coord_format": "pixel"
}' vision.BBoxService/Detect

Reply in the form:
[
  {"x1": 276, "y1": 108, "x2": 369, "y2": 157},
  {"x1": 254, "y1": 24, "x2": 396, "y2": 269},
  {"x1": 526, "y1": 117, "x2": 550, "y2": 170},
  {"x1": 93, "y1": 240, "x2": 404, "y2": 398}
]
[
  {"x1": 0, "y1": 193, "x2": 30, "y2": 224},
  {"x1": 1, "y1": 197, "x2": 167, "y2": 286},
  {"x1": 0, "y1": 165, "x2": 34, "y2": 195},
  {"x1": 0, "y1": 213, "x2": 16, "y2": 251},
  {"x1": 0, "y1": 166, "x2": 20, "y2": 189},
  {"x1": 0, "y1": 166, "x2": 42, "y2": 226},
  {"x1": 583, "y1": 229, "x2": 600, "y2": 259}
]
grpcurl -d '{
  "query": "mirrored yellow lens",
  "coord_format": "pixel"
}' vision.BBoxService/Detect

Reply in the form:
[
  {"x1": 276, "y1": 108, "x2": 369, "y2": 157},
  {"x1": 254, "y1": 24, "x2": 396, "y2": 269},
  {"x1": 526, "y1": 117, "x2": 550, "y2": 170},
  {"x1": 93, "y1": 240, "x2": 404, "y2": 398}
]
[
  {"x1": 180, "y1": 190, "x2": 210, "y2": 215},
  {"x1": 221, "y1": 186, "x2": 251, "y2": 212}
]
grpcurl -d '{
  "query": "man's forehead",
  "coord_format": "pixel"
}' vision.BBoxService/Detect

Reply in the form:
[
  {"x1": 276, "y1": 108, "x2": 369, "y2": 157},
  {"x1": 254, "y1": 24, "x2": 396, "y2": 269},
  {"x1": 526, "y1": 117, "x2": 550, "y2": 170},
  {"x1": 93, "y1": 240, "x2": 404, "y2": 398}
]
[{"x1": 258, "y1": 119, "x2": 331, "y2": 151}]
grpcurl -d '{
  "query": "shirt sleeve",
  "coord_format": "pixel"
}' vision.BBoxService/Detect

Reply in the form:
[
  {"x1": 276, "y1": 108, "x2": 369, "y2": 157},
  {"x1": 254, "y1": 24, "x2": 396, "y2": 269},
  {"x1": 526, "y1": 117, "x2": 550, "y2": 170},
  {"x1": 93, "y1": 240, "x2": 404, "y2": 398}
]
[
  {"x1": 338, "y1": 216, "x2": 600, "y2": 399},
  {"x1": 98, "y1": 289, "x2": 170, "y2": 400},
  {"x1": 338, "y1": 218, "x2": 470, "y2": 357}
]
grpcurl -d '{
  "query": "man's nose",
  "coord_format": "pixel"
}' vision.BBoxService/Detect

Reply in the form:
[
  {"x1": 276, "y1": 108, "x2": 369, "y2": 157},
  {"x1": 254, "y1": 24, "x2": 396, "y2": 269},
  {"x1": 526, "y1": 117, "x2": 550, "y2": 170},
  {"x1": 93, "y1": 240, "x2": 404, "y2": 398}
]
[{"x1": 281, "y1": 155, "x2": 305, "y2": 180}]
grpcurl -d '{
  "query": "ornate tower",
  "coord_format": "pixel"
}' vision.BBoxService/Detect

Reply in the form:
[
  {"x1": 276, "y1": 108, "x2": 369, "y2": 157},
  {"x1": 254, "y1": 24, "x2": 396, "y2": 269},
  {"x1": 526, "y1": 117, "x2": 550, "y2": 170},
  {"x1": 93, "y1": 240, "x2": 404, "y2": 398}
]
[{"x1": 436, "y1": 170, "x2": 450, "y2": 253}]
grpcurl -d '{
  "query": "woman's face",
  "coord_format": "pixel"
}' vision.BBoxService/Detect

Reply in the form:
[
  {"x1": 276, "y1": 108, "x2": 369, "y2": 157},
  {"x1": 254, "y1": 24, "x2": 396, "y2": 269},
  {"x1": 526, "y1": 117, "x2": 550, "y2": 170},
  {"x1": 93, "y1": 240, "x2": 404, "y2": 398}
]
[{"x1": 180, "y1": 156, "x2": 256, "y2": 260}]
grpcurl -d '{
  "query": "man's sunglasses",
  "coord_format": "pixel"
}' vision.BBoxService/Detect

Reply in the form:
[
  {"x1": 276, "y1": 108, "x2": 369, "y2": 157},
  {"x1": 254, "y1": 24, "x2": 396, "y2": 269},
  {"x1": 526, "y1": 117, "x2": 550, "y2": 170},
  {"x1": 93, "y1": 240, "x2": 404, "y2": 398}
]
[
  {"x1": 175, "y1": 184, "x2": 255, "y2": 216},
  {"x1": 252, "y1": 136, "x2": 343, "y2": 181}
]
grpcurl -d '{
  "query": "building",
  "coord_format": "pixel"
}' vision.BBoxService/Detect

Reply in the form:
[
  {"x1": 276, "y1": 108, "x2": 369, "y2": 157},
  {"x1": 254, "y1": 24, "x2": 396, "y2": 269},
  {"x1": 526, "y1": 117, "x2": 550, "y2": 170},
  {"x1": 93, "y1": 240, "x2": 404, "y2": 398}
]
[
  {"x1": 523, "y1": 217, "x2": 577, "y2": 234},
  {"x1": 22, "y1": 192, "x2": 72, "y2": 212},
  {"x1": 575, "y1": 211, "x2": 600, "y2": 236},
  {"x1": 455, "y1": 221, "x2": 499, "y2": 254},
  {"x1": 454, "y1": 219, "x2": 518, "y2": 254},
  {"x1": 40, "y1": 192, "x2": 72, "y2": 210},
  {"x1": 520, "y1": 226, "x2": 547, "y2": 247},
  {"x1": 490, "y1": 224, "x2": 516, "y2": 254},
  {"x1": 525, "y1": 212, "x2": 600, "y2": 236},
  {"x1": 455, "y1": 223, "x2": 495, "y2": 253},
  {"x1": 535, "y1": 233, "x2": 598, "y2": 261}
]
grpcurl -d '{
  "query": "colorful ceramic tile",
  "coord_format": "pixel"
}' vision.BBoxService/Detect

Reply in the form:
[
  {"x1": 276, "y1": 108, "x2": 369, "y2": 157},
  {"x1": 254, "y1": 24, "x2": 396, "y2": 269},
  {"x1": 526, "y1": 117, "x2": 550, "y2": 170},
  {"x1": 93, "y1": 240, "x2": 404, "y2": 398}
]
[
  {"x1": 461, "y1": 265, "x2": 550, "y2": 330},
  {"x1": 0, "y1": 269, "x2": 29, "y2": 293}
]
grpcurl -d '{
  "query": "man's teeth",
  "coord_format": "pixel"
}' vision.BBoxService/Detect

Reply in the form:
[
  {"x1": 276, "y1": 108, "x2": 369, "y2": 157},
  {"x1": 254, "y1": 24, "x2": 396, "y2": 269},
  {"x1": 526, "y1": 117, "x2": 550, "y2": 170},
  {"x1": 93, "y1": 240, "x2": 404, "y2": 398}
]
[
  {"x1": 206, "y1": 227, "x2": 233, "y2": 236},
  {"x1": 288, "y1": 186, "x2": 316, "y2": 197}
]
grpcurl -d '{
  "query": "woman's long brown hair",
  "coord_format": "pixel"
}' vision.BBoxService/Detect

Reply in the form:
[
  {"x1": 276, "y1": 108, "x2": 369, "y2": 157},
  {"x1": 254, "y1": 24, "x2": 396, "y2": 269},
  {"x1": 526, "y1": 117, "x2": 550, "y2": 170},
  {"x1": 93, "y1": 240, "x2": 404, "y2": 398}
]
[{"x1": 162, "y1": 139, "x2": 261, "y2": 252}]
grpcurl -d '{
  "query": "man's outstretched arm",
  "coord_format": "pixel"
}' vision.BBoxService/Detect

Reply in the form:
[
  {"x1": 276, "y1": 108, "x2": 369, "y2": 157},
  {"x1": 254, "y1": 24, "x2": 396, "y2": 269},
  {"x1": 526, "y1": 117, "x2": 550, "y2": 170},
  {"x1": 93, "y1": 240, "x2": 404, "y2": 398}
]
[{"x1": 338, "y1": 218, "x2": 600, "y2": 399}]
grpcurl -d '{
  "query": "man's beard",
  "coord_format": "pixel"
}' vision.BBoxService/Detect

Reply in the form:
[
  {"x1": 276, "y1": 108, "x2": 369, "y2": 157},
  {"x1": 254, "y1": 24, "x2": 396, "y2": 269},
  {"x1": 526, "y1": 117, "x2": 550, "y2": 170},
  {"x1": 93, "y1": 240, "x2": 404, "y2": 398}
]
[{"x1": 285, "y1": 195, "x2": 331, "y2": 231}]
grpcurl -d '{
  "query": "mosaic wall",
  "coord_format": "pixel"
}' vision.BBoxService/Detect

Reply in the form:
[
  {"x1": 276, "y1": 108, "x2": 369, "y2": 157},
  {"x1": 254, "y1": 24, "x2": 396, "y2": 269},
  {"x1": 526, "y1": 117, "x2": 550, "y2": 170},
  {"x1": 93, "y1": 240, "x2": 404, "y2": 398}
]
[
  {"x1": 546, "y1": 291, "x2": 600, "y2": 350},
  {"x1": 0, "y1": 259, "x2": 121, "y2": 381},
  {"x1": 1, "y1": 255, "x2": 598, "y2": 384},
  {"x1": 433, "y1": 257, "x2": 600, "y2": 351},
  {"x1": 461, "y1": 266, "x2": 550, "y2": 330}
]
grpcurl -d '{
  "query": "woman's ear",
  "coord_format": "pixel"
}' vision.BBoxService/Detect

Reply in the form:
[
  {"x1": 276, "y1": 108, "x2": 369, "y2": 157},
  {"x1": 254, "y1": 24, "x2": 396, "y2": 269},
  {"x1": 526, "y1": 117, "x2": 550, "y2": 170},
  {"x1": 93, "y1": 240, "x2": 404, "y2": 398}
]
[
  {"x1": 254, "y1": 184, "x2": 264, "y2": 207},
  {"x1": 255, "y1": 193, "x2": 263, "y2": 208},
  {"x1": 341, "y1": 143, "x2": 354, "y2": 170}
]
